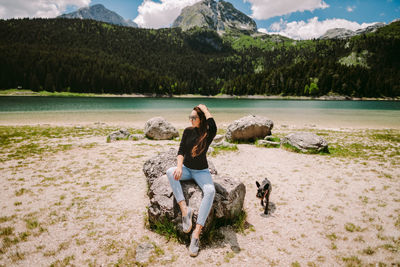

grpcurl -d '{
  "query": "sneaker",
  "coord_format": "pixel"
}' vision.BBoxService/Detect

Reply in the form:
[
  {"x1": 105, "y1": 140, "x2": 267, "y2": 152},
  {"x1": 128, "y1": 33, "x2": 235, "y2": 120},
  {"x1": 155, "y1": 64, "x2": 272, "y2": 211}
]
[
  {"x1": 182, "y1": 207, "x2": 193, "y2": 233},
  {"x1": 189, "y1": 233, "x2": 200, "y2": 257}
]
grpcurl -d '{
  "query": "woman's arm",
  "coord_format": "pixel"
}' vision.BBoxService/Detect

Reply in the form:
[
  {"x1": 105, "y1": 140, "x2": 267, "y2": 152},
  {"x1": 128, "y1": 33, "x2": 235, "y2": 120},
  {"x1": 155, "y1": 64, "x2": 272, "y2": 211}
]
[
  {"x1": 198, "y1": 104, "x2": 217, "y2": 142},
  {"x1": 175, "y1": 129, "x2": 187, "y2": 180}
]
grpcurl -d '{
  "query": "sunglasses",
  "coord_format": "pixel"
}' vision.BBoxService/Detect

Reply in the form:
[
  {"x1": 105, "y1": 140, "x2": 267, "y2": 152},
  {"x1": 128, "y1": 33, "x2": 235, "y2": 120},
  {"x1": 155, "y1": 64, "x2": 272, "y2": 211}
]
[{"x1": 188, "y1": 115, "x2": 199, "y2": 121}]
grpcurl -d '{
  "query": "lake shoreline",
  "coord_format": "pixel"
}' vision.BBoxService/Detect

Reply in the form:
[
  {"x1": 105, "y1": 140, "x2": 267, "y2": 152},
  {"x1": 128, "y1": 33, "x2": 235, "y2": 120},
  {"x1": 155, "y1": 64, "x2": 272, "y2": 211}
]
[{"x1": 1, "y1": 89, "x2": 399, "y2": 101}]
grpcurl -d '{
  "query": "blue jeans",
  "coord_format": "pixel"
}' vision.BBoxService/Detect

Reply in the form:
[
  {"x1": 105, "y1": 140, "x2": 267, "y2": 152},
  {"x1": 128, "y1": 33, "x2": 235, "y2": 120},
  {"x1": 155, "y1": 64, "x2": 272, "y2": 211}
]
[{"x1": 166, "y1": 165, "x2": 216, "y2": 227}]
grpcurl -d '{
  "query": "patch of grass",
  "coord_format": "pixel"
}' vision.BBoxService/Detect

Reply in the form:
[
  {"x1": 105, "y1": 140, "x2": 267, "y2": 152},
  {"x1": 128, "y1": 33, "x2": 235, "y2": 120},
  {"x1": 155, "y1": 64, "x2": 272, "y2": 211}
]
[
  {"x1": 151, "y1": 218, "x2": 180, "y2": 242},
  {"x1": 291, "y1": 262, "x2": 301, "y2": 267},
  {"x1": 25, "y1": 218, "x2": 39, "y2": 230},
  {"x1": 18, "y1": 231, "x2": 31, "y2": 241},
  {"x1": 224, "y1": 251, "x2": 235, "y2": 263},
  {"x1": 0, "y1": 227, "x2": 14, "y2": 236},
  {"x1": 381, "y1": 243, "x2": 399, "y2": 253},
  {"x1": 210, "y1": 144, "x2": 238, "y2": 156},
  {"x1": 341, "y1": 256, "x2": 362, "y2": 266},
  {"x1": 0, "y1": 215, "x2": 16, "y2": 223},
  {"x1": 9, "y1": 250, "x2": 25, "y2": 262},
  {"x1": 326, "y1": 233, "x2": 338, "y2": 241},
  {"x1": 345, "y1": 223, "x2": 363, "y2": 232},
  {"x1": 395, "y1": 215, "x2": 400, "y2": 229},
  {"x1": 50, "y1": 255, "x2": 75, "y2": 267},
  {"x1": 362, "y1": 246, "x2": 375, "y2": 255},
  {"x1": 370, "y1": 131, "x2": 400, "y2": 143},
  {"x1": 15, "y1": 188, "x2": 27, "y2": 196}
]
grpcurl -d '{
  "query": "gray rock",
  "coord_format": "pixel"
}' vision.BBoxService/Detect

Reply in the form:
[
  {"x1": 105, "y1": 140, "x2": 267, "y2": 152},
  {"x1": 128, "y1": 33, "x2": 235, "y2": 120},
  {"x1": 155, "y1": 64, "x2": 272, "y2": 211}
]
[
  {"x1": 281, "y1": 132, "x2": 328, "y2": 153},
  {"x1": 143, "y1": 148, "x2": 217, "y2": 186},
  {"x1": 143, "y1": 149, "x2": 245, "y2": 242},
  {"x1": 211, "y1": 140, "x2": 236, "y2": 148},
  {"x1": 213, "y1": 134, "x2": 225, "y2": 143},
  {"x1": 144, "y1": 117, "x2": 179, "y2": 140},
  {"x1": 135, "y1": 243, "x2": 154, "y2": 264},
  {"x1": 129, "y1": 134, "x2": 145, "y2": 141},
  {"x1": 107, "y1": 128, "x2": 130, "y2": 141},
  {"x1": 225, "y1": 115, "x2": 274, "y2": 142},
  {"x1": 257, "y1": 140, "x2": 280, "y2": 147}
]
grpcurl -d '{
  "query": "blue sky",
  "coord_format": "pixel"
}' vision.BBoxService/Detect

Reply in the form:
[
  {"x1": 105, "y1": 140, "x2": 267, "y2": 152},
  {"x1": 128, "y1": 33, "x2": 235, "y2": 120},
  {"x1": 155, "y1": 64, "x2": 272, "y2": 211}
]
[{"x1": 1, "y1": 0, "x2": 399, "y2": 39}]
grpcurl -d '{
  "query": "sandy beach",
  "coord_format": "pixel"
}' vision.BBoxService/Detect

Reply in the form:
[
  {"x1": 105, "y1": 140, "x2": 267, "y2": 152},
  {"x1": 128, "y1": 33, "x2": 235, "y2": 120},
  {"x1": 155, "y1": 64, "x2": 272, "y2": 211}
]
[{"x1": 0, "y1": 119, "x2": 399, "y2": 266}]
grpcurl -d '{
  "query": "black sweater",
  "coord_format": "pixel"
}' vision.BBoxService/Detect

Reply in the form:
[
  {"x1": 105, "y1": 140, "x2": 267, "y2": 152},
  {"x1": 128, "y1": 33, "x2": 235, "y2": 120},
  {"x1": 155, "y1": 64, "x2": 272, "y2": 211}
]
[{"x1": 178, "y1": 118, "x2": 217, "y2": 170}]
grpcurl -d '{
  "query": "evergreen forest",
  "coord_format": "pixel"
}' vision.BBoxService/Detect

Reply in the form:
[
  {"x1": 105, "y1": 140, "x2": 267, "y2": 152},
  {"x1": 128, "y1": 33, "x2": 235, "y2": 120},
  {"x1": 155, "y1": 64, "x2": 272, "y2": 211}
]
[{"x1": 0, "y1": 18, "x2": 399, "y2": 97}]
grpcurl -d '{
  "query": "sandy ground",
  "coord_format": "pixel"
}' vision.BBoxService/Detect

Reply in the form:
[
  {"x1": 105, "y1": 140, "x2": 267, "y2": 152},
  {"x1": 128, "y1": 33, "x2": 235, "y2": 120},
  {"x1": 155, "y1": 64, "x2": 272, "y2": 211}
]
[{"x1": 0, "y1": 121, "x2": 399, "y2": 266}]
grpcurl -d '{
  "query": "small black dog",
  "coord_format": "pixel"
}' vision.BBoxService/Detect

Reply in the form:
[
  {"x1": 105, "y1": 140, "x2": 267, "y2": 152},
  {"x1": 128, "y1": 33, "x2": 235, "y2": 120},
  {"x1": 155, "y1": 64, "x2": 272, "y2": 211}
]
[{"x1": 256, "y1": 178, "x2": 272, "y2": 215}]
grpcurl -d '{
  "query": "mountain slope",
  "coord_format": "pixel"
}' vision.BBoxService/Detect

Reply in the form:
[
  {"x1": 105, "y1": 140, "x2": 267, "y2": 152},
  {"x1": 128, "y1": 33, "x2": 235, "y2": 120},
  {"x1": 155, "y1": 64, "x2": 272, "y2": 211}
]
[
  {"x1": 58, "y1": 4, "x2": 137, "y2": 27},
  {"x1": 172, "y1": 0, "x2": 256, "y2": 33},
  {"x1": 0, "y1": 19, "x2": 399, "y2": 97}
]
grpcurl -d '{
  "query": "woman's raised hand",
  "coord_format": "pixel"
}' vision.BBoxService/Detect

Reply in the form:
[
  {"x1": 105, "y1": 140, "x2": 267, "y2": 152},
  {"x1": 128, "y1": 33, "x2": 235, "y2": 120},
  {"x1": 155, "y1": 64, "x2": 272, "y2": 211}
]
[{"x1": 197, "y1": 104, "x2": 208, "y2": 113}]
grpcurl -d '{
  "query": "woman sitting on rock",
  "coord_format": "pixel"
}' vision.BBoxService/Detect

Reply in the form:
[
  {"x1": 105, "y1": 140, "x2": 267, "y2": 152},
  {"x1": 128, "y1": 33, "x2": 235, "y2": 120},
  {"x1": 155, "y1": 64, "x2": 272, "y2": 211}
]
[{"x1": 166, "y1": 104, "x2": 217, "y2": 257}]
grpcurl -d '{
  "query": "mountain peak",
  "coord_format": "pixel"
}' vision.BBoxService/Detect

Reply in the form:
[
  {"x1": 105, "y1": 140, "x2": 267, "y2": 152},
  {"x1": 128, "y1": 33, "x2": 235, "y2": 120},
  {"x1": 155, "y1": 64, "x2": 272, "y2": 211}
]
[
  {"x1": 172, "y1": 0, "x2": 256, "y2": 34},
  {"x1": 58, "y1": 4, "x2": 137, "y2": 28}
]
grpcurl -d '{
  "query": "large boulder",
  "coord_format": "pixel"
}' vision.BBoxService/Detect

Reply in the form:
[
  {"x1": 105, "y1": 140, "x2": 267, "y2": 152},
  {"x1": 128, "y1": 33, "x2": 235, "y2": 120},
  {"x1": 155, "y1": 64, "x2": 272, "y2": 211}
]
[
  {"x1": 144, "y1": 117, "x2": 179, "y2": 140},
  {"x1": 143, "y1": 149, "x2": 246, "y2": 242},
  {"x1": 281, "y1": 132, "x2": 329, "y2": 153},
  {"x1": 225, "y1": 115, "x2": 273, "y2": 142}
]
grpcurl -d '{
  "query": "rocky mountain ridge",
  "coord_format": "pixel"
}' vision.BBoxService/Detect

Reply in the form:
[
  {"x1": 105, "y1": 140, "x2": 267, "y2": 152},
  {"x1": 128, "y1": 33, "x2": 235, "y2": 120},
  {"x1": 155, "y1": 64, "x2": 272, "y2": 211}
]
[
  {"x1": 172, "y1": 0, "x2": 256, "y2": 33},
  {"x1": 319, "y1": 22, "x2": 385, "y2": 39},
  {"x1": 58, "y1": 4, "x2": 137, "y2": 28}
]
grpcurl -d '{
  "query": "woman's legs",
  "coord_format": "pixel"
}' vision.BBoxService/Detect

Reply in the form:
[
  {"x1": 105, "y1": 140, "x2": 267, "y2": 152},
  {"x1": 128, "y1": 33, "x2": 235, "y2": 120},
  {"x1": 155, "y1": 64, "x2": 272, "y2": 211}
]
[
  {"x1": 166, "y1": 166, "x2": 216, "y2": 238},
  {"x1": 191, "y1": 169, "x2": 215, "y2": 238},
  {"x1": 166, "y1": 166, "x2": 192, "y2": 215}
]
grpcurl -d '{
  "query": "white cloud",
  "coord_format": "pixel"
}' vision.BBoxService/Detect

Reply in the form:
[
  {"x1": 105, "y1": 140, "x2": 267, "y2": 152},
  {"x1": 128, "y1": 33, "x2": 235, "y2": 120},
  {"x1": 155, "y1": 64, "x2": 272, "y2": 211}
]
[
  {"x1": 244, "y1": 0, "x2": 329, "y2": 20},
  {"x1": 134, "y1": 0, "x2": 201, "y2": 29},
  {"x1": 0, "y1": 0, "x2": 91, "y2": 19},
  {"x1": 346, "y1": 6, "x2": 355, "y2": 12},
  {"x1": 259, "y1": 17, "x2": 377, "y2": 40}
]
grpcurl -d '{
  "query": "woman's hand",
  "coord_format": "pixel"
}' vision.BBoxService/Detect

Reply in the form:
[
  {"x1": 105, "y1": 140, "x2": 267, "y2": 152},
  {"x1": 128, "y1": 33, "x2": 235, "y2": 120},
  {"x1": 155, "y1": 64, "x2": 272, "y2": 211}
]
[
  {"x1": 173, "y1": 167, "x2": 182, "y2": 180},
  {"x1": 197, "y1": 104, "x2": 208, "y2": 113},
  {"x1": 198, "y1": 104, "x2": 212, "y2": 119}
]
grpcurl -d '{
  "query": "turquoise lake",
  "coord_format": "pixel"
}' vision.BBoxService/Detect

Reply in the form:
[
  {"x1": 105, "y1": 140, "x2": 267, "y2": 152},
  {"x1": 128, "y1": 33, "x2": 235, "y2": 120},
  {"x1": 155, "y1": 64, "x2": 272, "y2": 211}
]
[{"x1": 0, "y1": 96, "x2": 399, "y2": 129}]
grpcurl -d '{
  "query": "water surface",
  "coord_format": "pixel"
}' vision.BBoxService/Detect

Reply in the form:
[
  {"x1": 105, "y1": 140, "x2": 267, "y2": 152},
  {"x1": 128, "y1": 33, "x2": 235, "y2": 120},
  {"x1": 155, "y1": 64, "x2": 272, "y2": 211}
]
[{"x1": 1, "y1": 96, "x2": 399, "y2": 129}]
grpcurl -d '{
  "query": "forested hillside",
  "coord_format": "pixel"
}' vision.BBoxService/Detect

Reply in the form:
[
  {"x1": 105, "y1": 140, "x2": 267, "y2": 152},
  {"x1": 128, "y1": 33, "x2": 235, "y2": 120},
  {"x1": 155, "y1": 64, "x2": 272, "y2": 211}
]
[{"x1": 0, "y1": 18, "x2": 399, "y2": 97}]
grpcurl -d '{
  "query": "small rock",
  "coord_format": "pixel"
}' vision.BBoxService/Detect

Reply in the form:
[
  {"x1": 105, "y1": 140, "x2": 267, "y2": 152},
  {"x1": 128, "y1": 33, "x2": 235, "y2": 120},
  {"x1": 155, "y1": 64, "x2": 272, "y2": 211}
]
[
  {"x1": 281, "y1": 132, "x2": 328, "y2": 153},
  {"x1": 135, "y1": 243, "x2": 154, "y2": 264},
  {"x1": 213, "y1": 134, "x2": 224, "y2": 143},
  {"x1": 129, "y1": 134, "x2": 145, "y2": 141},
  {"x1": 211, "y1": 140, "x2": 235, "y2": 148},
  {"x1": 258, "y1": 140, "x2": 280, "y2": 147},
  {"x1": 107, "y1": 128, "x2": 130, "y2": 142}
]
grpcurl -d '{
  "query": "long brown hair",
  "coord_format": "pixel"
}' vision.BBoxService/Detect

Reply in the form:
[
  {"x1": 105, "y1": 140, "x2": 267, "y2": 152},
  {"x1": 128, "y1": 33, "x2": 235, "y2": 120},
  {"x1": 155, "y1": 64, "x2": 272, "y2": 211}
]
[{"x1": 191, "y1": 106, "x2": 208, "y2": 157}]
